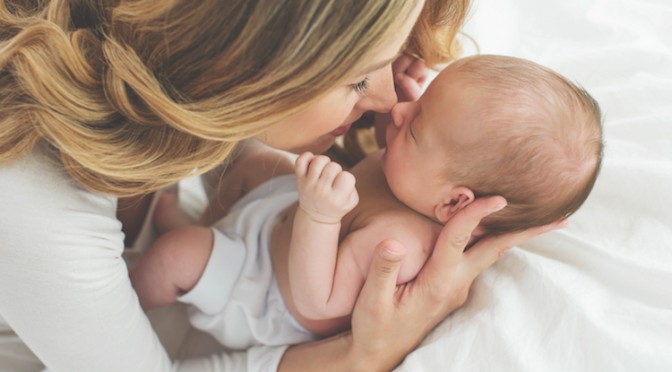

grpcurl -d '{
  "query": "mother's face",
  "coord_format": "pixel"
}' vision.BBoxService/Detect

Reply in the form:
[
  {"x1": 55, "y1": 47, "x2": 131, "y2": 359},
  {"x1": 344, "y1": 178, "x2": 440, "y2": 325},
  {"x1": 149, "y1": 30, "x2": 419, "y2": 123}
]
[{"x1": 255, "y1": 1, "x2": 425, "y2": 154}]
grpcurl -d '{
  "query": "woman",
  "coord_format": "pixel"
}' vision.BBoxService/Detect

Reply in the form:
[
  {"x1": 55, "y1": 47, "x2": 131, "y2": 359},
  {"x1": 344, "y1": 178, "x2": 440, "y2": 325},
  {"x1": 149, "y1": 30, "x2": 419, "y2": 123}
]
[{"x1": 0, "y1": 0, "x2": 560, "y2": 370}]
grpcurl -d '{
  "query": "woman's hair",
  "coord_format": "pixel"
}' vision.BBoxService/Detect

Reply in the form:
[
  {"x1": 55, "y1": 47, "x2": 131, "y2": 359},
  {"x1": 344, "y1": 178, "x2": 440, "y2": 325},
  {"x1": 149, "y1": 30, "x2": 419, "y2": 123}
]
[
  {"x1": 327, "y1": 0, "x2": 472, "y2": 168},
  {"x1": 0, "y1": 0, "x2": 470, "y2": 196},
  {"x1": 442, "y1": 55, "x2": 604, "y2": 234},
  {"x1": 406, "y1": 0, "x2": 471, "y2": 65}
]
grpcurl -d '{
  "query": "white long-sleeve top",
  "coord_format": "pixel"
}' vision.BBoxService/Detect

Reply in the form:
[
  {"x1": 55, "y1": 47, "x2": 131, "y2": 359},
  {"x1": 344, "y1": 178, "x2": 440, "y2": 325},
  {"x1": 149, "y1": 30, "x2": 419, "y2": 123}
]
[{"x1": 0, "y1": 142, "x2": 286, "y2": 371}]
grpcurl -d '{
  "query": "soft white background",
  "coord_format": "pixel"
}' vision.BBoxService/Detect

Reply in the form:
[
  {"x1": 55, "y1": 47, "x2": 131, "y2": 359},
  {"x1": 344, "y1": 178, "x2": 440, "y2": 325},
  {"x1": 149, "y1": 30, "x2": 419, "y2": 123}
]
[{"x1": 395, "y1": 0, "x2": 672, "y2": 371}]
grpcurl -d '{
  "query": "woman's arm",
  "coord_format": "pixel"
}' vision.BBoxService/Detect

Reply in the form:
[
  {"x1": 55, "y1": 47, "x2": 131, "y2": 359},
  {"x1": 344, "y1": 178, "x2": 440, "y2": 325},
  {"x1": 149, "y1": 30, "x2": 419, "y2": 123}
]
[
  {"x1": 0, "y1": 191, "x2": 175, "y2": 370},
  {"x1": 0, "y1": 152, "x2": 284, "y2": 372}
]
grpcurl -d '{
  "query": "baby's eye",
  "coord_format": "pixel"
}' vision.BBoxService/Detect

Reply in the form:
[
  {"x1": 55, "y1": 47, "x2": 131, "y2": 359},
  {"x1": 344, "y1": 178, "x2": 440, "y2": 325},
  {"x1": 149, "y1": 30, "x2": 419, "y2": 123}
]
[
  {"x1": 409, "y1": 121, "x2": 417, "y2": 141},
  {"x1": 350, "y1": 77, "x2": 370, "y2": 95}
]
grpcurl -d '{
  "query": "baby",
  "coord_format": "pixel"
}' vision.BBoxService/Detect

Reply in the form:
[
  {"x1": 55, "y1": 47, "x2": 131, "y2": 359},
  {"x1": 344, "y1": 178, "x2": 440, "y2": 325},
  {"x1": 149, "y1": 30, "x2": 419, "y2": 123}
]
[{"x1": 130, "y1": 55, "x2": 603, "y2": 349}]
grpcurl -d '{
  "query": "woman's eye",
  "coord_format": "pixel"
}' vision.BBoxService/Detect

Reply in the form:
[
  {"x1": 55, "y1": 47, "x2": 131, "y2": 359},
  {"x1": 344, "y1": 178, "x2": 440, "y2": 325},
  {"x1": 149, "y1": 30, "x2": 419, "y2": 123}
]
[{"x1": 350, "y1": 77, "x2": 370, "y2": 95}]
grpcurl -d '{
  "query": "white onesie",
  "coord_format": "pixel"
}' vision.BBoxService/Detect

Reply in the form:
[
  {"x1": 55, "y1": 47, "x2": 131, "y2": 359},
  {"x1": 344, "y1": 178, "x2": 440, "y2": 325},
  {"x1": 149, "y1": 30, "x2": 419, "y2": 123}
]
[{"x1": 179, "y1": 174, "x2": 316, "y2": 349}]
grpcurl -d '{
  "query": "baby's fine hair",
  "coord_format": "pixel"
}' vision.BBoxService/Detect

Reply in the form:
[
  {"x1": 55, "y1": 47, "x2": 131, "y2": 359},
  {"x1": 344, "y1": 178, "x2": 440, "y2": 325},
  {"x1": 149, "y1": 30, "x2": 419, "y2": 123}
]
[{"x1": 445, "y1": 55, "x2": 604, "y2": 234}]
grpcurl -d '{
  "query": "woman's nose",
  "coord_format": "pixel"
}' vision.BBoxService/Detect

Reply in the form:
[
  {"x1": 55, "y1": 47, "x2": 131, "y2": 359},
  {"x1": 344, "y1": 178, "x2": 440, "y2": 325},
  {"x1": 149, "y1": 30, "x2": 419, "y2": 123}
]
[{"x1": 361, "y1": 66, "x2": 398, "y2": 113}]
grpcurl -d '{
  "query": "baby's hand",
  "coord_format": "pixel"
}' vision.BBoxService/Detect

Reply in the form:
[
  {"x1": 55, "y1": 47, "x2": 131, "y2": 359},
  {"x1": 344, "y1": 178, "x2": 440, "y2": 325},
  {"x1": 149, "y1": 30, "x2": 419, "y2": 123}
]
[{"x1": 295, "y1": 152, "x2": 359, "y2": 224}]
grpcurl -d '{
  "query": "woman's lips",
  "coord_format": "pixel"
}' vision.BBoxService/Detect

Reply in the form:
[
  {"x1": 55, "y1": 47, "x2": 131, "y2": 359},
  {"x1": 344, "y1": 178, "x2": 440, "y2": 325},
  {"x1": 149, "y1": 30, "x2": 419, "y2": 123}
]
[{"x1": 330, "y1": 124, "x2": 352, "y2": 137}]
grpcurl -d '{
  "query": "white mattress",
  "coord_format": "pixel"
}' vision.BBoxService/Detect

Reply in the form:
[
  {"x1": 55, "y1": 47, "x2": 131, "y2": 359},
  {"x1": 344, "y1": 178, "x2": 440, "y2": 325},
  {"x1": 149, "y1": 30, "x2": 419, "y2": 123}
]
[{"x1": 395, "y1": 0, "x2": 672, "y2": 371}]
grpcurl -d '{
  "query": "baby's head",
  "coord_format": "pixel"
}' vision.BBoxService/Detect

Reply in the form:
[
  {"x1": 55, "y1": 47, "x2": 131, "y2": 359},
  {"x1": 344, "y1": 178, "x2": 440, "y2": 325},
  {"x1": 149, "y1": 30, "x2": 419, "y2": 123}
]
[{"x1": 383, "y1": 54, "x2": 603, "y2": 234}]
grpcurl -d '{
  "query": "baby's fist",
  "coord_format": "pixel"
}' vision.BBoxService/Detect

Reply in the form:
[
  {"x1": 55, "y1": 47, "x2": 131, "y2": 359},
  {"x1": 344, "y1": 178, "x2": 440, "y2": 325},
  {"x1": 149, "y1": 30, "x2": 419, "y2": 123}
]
[{"x1": 295, "y1": 152, "x2": 359, "y2": 224}]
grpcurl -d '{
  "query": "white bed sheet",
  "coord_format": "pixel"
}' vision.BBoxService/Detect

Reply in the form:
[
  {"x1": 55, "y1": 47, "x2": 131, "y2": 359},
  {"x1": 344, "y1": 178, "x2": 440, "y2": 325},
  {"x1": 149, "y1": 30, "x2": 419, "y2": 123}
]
[{"x1": 396, "y1": 0, "x2": 672, "y2": 371}]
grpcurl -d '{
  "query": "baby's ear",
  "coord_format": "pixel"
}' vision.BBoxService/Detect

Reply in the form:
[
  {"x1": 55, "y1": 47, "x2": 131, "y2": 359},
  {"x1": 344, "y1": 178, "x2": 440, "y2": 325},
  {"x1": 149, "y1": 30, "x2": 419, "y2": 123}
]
[{"x1": 435, "y1": 186, "x2": 475, "y2": 224}]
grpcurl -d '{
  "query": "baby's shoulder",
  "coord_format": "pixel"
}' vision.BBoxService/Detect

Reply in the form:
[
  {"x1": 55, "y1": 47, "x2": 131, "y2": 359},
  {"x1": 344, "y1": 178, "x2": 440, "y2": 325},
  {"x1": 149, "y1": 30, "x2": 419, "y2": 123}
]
[
  {"x1": 345, "y1": 209, "x2": 442, "y2": 284},
  {"x1": 379, "y1": 211, "x2": 440, "y2": 254}
]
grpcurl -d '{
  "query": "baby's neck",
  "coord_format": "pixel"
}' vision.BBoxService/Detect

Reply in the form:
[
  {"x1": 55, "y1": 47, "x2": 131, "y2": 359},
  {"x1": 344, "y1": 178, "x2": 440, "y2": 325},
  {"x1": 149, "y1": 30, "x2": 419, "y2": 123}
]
[{"x1": 349, "y1": 149, "x2": 440, "y2": 224}]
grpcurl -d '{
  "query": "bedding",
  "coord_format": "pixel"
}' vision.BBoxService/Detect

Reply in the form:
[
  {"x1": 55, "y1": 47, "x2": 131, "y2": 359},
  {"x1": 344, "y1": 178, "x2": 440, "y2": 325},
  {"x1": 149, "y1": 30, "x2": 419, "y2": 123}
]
[{"x1": 395, "y1": 0, "x2": 672, "y2": 370}]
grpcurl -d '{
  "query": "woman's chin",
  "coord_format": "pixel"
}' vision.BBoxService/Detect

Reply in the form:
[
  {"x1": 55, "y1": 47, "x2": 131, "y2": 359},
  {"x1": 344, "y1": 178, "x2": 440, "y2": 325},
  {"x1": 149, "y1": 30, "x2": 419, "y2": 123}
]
[{"x1": 291, "y1": 137, "x2": 336, "y2": 155}]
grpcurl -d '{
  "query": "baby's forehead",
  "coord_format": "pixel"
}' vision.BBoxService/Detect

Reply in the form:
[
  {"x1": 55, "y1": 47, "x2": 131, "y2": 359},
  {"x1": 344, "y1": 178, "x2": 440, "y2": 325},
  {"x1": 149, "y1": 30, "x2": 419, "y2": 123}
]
[{"x1": 426, "y1": 61, "x2": 491, "y2": 102}]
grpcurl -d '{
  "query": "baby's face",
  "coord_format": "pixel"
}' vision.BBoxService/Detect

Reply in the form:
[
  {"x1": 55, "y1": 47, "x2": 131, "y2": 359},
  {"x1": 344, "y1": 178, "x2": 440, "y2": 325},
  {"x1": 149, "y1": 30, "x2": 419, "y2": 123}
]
[{"x1": 382, "y1": 63, "x2": 483, "y2": 220}]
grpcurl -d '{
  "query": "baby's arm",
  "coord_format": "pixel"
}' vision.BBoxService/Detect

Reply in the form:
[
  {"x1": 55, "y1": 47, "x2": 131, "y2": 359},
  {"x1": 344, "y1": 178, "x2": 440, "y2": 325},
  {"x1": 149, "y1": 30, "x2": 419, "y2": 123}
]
[
  {"x1": 288, "y1": 153, "x2": 360, "y2": 319},
  {"x1": 130, "y1": 226, "x2": 213, "y2": 310}
]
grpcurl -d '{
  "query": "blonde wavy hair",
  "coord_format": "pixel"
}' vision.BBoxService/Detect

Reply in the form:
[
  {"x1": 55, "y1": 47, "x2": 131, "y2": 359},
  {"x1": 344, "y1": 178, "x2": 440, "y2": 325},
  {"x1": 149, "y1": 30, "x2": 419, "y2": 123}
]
[{"x1": 1, "y1": 0, "x2": 470, "y2": 196}]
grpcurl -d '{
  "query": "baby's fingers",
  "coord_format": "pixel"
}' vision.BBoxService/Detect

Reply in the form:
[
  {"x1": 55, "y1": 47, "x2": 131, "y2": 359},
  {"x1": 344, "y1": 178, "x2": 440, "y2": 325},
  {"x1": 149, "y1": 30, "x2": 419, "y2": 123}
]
[
  {"x1": 305, "y1": 155, "x2": 332, "y2": 181},
  {"x1": 294, "y1": 152, "x2": 315, "y2": 177},
  {"x1": 391, "y1": 54, "x2": 415, "y2": 76},
  {"x1": 394, "y1": 73, "x2": 423, "y2": 102},
  {"x1": 332, "y1": 171, "x2": 356, "y2": 193},
  {"x1": 406, "y1": 58, "x2": 430, "y2": 85},
  {"x1": 333, "y1": 171, "x2": 358, "y2": 207},
  {"x1": 318, "y1": 162, "x2": 343, "y2": 186}
]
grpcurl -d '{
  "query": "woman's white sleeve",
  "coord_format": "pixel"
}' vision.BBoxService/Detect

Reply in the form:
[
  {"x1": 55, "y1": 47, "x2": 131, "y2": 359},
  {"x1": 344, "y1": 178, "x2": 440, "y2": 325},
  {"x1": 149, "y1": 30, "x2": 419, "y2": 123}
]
[
  {"x1": 174, "y1": 345, "x2": 288, "y2": 372},
  {"x1": 0, "y1": 152, "x2": 286, "y2": 372}
]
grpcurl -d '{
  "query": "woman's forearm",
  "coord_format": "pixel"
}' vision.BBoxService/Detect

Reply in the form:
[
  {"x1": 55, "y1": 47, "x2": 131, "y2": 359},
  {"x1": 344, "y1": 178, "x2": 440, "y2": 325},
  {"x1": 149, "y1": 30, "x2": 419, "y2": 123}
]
[{"x1": 278, "y1": 332, "x2": 384, "y2": 372}]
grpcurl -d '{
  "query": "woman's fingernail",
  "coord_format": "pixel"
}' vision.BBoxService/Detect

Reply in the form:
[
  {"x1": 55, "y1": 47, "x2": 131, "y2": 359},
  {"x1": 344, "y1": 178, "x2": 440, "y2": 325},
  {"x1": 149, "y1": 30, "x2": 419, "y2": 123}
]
[
  {"x1": 379, "y1": 240, "x2": 406, "y2": 260},
  {"x1": 493, "y1": 200, "x2": 507, "y2": 212}
]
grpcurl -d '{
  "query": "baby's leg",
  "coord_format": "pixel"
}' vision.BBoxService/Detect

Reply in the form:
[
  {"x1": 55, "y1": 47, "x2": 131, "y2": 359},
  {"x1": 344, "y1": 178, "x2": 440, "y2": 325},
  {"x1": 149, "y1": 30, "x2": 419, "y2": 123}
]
[
  {"x1": 200, "y1": 141, "x2": 294, "y2": 225},
  {"x1": 154, "y1": 190, "x2": 191, "y2": 234},
  {"x1": 130, "y1": 226, "x2": 213, "y2": 310}
]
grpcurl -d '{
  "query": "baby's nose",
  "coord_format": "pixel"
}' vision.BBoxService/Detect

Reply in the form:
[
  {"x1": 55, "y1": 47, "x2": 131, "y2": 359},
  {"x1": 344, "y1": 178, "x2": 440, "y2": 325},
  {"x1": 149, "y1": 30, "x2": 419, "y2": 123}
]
[{"x1": 390, "y1": 102, "x2": 412, "y2": 127}]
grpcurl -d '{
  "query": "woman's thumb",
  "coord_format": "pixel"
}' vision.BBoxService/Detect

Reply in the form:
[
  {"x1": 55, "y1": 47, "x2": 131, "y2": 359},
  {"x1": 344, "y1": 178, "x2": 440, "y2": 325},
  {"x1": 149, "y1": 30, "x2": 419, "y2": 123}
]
[{"x1": 361, "y1": 239, "x2": 407, "y2": 302}]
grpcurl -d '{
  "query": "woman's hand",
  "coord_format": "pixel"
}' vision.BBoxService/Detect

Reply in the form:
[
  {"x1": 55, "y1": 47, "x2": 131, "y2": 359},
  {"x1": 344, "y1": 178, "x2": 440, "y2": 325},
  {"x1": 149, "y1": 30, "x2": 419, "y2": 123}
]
[
  {"x1": 279, "y1": 196, "x2": 565, "y2": 371},
  {"x1": 348, "y1": 196, "x2": 567, "y2": 370},
  {"x1": 374, "y1": 54, "x2": 431, "y2": 148}
]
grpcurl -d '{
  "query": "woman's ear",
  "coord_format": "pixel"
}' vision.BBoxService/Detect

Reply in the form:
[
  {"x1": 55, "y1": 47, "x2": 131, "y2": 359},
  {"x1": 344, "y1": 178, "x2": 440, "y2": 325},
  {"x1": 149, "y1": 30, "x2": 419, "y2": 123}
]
[{"x1": 435, "y1": 186, "x2": 475, "y2": 224}]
